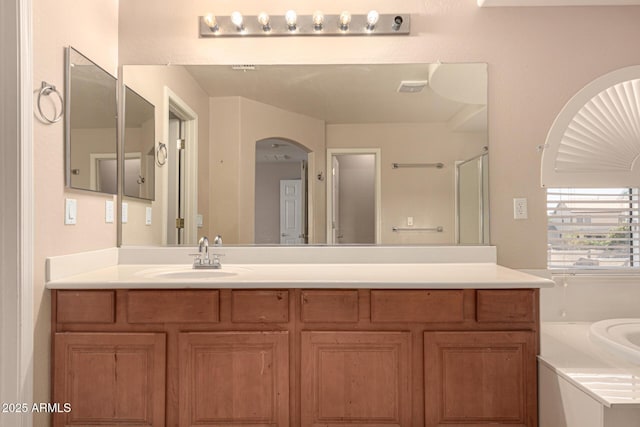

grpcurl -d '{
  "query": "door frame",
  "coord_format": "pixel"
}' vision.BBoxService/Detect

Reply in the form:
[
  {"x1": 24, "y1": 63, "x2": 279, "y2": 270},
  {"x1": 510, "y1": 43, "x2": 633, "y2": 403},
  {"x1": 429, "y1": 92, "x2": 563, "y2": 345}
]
[
  {"x1": 326, "y1": 148, "x2": 382, "y2": 244},
  {"x1": 163, "y1": 87, "x2": 198, "y2": 245},
  {"x1": 1, "y1": 0, "x2": 34, "y2": 425}
]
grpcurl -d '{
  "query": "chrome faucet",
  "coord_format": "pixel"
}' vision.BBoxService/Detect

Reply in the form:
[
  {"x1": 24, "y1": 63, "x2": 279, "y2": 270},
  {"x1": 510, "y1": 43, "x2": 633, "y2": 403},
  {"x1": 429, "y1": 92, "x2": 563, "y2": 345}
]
[
  {"x1": 199, "y1": 236, "x2": 209, "y2": 257},
  {"x1": 192, "y1": 236, "x2": 222, "y2": 269}
]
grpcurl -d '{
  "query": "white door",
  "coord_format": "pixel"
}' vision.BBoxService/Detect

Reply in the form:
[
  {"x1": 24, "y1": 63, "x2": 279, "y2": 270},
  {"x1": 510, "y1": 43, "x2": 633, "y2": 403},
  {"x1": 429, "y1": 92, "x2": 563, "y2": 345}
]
[{"x1": 280, "y1": 180, "x2": 303, "y2": 244}]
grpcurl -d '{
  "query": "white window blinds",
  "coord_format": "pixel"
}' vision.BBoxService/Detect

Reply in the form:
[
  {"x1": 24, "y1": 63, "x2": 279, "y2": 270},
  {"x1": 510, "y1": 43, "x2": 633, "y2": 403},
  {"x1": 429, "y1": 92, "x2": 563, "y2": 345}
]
[{"x1": 547, "y1": 188, "x2": 640, "y2": 271}]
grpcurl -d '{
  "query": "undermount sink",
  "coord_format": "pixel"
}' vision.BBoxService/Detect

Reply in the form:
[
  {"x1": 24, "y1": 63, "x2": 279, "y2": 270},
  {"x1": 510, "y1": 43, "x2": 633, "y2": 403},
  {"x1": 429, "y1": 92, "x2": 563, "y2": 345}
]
[{"x1": 136, "y1": 265, "x2": 249, "y2": 280}]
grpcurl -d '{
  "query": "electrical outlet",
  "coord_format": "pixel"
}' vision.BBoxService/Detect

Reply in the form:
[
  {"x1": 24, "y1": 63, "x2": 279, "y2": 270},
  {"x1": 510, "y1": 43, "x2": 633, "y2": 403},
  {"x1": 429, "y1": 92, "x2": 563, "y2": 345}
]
[
  {"x1": 145, "y1": 207, "x2": 152, "y2": 225},
  {"x1": 513, "y1": 198, "x2": 528, "y2": 220},
  {"x1": 407, "y1": 216, "x2": 414, "y2": 226}
]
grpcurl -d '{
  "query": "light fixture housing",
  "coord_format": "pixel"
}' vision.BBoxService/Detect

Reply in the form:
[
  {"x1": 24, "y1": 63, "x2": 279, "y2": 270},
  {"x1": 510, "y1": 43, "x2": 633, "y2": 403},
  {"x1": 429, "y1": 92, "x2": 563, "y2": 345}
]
[{"x1": 198, "y1": 13, "x2": 410, "y2": 37}]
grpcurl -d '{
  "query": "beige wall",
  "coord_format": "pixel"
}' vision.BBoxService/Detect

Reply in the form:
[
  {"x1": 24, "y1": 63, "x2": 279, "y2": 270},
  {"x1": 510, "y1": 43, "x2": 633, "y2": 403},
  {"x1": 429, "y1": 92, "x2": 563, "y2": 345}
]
[
  {"x1": 327, "y1": 123, "x2": 486, "y2": 244},
  {"x1": 33, "y1": 0, "x2": 119, "y2": 424},
  {"x1": 209, "y1": 96, "x2": 325, "y2": 243},
  {"x1": 122, "y1": 65, "x2": 210, "y2": 245},
  {"x1": 118, "y1": 0, "x2": 640, "y2": 268},
  {"x1": 209, "y1": 96, "x2": 242, "y2": 243}
]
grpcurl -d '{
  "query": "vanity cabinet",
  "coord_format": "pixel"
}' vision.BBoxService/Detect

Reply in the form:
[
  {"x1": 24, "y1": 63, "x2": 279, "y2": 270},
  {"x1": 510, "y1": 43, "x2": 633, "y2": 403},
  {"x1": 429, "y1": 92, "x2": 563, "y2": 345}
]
[
  {"x1": 53, "y1": 332, "x2": 166, "y2": 427},
  {"x1": 178, "y1": 331, "x2": 290, "y2": 427},
  {"x1": 424, "y1": 331, "x2": 537, "y2": 427},
  {"x1": 52, "y1": 288, "x2": 539, "y2": 427},
  {"x1": 301, "y1": 331, "x2": 412, "y2": 426}
]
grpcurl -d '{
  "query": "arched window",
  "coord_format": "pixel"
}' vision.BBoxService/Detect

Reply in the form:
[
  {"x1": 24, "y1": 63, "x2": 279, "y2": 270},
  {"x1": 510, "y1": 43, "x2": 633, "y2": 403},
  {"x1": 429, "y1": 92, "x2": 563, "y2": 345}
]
[{"x1": 541, "y1": 66, "x2": 640, "y2": 272}]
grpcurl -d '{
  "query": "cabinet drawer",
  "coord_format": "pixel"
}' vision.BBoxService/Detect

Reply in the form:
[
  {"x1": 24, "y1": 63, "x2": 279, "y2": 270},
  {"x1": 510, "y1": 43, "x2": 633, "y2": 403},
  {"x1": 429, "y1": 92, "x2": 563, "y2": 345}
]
[
  {"x1": 127, "y1": 290, "x2": 219, "y2": 323},
  {"x1": 476, "y1": 290, "x2": 535, "y2": 323},
  {"x1": 371, "y1": 290, "x2": 464, "y2": 323},
  {"x1": 301, "y1": 290, "x2": 359, "y2": 323},
  {"x1": 231, "y1": 290, "x2": 289, "y2": 323},
  {"x1": 56, "y1": 290, "x2": 115, "y2": 323}
]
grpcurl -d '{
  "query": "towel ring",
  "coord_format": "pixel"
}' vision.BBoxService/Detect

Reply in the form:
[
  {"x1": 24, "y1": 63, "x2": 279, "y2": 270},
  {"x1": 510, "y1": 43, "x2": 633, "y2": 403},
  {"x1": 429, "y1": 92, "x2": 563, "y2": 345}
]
[
  {"x1": 156, "y1": 142, "x2": 168, "y2": 166},
  {"x1": 37, "y1": 81, "x2": 64, "y2": 124}
]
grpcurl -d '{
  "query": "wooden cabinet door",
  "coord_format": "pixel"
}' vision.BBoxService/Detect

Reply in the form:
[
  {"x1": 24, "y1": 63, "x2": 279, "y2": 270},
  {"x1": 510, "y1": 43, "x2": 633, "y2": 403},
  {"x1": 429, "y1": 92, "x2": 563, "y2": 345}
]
[
  {"x1": 178, "y1": 331, "x2": 289, "y2": 427},
  {"x1": 53, "y1": 332, "x2": 166, "y2": 427},
  {"x1": 424, "y1": 331, "x2": 537, "y2": 427},
  {"x1": 301, "y1": 331, "x2": 412, "y2": 427}
]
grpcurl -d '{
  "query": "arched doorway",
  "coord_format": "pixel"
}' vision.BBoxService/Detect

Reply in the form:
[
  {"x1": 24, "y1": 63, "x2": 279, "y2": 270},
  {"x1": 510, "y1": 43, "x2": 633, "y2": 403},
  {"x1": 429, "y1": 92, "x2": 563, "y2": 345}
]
[{"x1": 255, "y1": 138, "x2": 310, "y2": 244}]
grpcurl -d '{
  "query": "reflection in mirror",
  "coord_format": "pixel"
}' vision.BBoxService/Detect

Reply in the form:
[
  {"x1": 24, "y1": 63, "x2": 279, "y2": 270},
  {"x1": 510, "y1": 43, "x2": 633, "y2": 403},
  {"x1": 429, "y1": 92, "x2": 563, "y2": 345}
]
[
  {"x1": 456, "y1": 150, "x2": 489, "y2": 244},
  {"x1": 255, "y1": 138, "x2": 309, "y2": 244},
  {"x1": 123, "y1": 86, "x2": 155, "y2": 200},
  {"x1": 65, "y1": 46, "x2": 117, "y2": 194},
  {"x1": 327, "y1": 150, "x2": 380, "y2": 245},
  {"x1": 120, "y1": 63, "x2": 488, "y2": 246}
]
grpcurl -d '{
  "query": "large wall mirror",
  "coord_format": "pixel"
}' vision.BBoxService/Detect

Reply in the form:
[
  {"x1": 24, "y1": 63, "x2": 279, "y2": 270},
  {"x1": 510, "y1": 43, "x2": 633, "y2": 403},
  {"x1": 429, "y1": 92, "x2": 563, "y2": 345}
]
[
  {"x1": 123, "y1": 86, "x2": 155, "y2": 200},
  {"x1": 120, "y1": 63, "x2": 488, "y2": 246},
  {"x1": 65, "y1": 47, "x2": 118, "y2": 194}
]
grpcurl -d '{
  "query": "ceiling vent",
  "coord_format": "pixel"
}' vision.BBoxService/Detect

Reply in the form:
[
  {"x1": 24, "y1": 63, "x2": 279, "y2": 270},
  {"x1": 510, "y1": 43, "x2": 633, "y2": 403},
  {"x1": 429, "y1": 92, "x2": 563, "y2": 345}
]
[
  {"x1": 397, "y1": 80, "x2": 428, "y2": 93},
  {"x1": 231, "y1": 65, "x2": 256, "y2": 71}
]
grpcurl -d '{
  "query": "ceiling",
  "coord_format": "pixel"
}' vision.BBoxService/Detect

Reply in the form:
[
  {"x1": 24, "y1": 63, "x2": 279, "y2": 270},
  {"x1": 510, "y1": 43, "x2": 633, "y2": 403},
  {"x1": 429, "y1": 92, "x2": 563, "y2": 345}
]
[{"x1": 183, "y1": 63, "x2": 487, "y2": 129}]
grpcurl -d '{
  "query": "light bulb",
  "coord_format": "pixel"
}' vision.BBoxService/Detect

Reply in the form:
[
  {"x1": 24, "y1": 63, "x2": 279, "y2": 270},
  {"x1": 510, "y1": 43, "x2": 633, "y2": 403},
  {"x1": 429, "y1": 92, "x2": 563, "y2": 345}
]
[
  {"x1": 231, "y1": 11, "x2": 244, "y2": 30},
  {"x1": 366, "y1": 10, "x2": 379, "y2": 31},
  {"x1": 339, "y1": 11, "x2": 351, "y2": 31},
  {"x1": 312, "y1": 11, "x2": 325, "y2": 30},
  {"x1": 285, "y1": 10, "x2": 297, "y2": 31},
  {"x1": 258, "y1": 12, "x2": 270, "y2": 31},
  {"x1": 203, "y1": 14, "x2": 218, "y2": 32}
]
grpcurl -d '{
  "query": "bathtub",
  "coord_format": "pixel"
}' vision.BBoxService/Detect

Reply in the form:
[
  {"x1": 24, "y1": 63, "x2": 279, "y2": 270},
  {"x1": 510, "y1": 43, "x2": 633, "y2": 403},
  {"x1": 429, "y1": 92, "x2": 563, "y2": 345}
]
[{"x1": 589, "y1": 318, "x2": 640, "y2": 364}]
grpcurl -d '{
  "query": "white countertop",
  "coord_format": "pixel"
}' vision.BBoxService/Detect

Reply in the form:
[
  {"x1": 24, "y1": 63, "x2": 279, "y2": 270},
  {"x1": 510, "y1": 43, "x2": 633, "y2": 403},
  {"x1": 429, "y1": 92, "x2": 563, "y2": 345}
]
[
  {"x1": 539, "y1": 322, "x2": 640, "y2": 408},
  {"x1": 45, "y1": 262, "x2": 554, "y2": 289}
]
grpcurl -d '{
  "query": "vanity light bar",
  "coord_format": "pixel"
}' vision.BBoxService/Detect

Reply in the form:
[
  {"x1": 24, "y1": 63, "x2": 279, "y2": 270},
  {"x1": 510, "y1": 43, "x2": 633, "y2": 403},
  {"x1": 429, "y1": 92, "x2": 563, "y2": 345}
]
[{"x1": 199, "y1": 13, "x2": 410, "y2": 37}]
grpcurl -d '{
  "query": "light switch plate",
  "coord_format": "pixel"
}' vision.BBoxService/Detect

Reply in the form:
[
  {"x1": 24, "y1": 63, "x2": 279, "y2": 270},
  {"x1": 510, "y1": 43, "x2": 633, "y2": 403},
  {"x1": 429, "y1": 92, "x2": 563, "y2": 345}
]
[
  {"x1": 196, "y1": 214, "x2": 203, "y2": 228},
  {"x1": 105, "y1": 200, "x2": 114, "y2": 223},
  {"x1": 122, "y1": 202, "x2": 128, "y2": 224},
  {"x1": 407, "y1": 216, "x2": 414, "y2": 226},
  {"x1": 65, "y1": 199, "x2": 77, "y2": 225},
  {"x1": 513, "y1": 198, "x2": 528, "y2": 220},
  {"x1": 145, "y1": 207, "x2": 152, "y2": 225}
]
